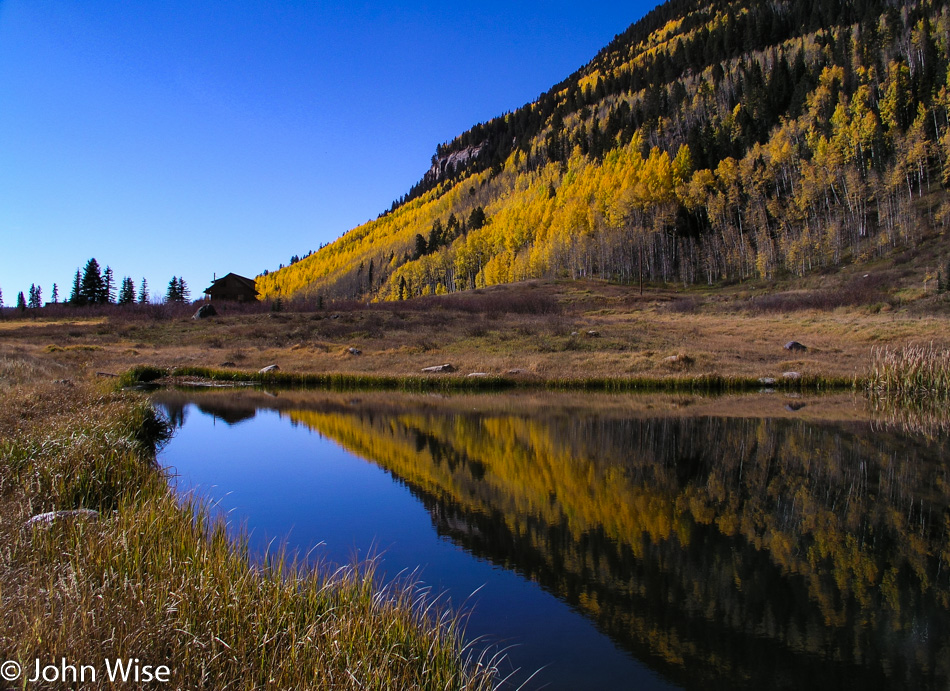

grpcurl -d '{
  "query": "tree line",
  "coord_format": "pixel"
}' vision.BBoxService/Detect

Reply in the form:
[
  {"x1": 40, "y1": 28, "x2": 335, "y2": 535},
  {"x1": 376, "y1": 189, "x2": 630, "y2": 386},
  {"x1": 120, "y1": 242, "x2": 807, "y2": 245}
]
[{"x1": 1, "y1": 258, "x2": 191, "y2": 311}]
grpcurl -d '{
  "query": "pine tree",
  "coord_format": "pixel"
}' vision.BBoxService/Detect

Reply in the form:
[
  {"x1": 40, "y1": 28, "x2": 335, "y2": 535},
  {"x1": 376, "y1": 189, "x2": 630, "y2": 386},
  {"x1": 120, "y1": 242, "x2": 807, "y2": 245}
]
[
  {"x1": 51, "y1": 283, "x2": 59, "y2": 304},
  {"x1": 412, "y1": 234, "x2": 428, "y2": 260},
  {"x1": 80, "y1": 258, "x2": 103, "y2": 305},
  {"x1": 138, "y1": 278, "x2": 149, "y2": 304},
  {"x1": 165, "y1": 276, "x2": 183, "y2": 303},
  {"x1": 0, "y1": 286, "x2": 4, "y2": 309},
  {"x1": 177, "y1": 277, "x2": 189, "y2": 302},
  {"x1": 118, "y1": 277, "x2": 136, "y2": 305},
  {"x1": 28, "y1": 284, "x2": 41, "y2": 309},
  {"x1": 102, "y1": 266, "x2": 115, "y2": 304},
  {"x1": 16, "y1": 291, "x2": 26, "y2": 311},
  {"x1": 468, "y1": 206, "x2": 486, "y2": 230},
  {"x1": 69, "y1": 269, "x2": 82, "y2": 306}
]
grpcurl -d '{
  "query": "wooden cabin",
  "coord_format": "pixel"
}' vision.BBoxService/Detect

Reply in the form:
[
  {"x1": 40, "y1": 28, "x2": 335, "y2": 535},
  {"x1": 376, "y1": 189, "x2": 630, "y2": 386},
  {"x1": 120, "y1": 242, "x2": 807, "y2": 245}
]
[{"x1": 203, "y1": 273, "x2": 259, "y2": 302}]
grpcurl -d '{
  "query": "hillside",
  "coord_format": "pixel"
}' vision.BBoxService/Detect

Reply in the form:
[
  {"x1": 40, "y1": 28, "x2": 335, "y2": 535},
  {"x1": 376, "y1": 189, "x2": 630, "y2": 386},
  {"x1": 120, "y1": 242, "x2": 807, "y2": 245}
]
[{"x1": 257, "y1": 0, "x2": 950, "y2": 302}]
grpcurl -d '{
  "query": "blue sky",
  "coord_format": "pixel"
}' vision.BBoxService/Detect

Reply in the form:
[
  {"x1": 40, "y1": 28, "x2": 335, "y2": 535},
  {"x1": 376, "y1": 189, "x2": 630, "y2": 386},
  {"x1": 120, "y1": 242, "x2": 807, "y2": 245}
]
[{"x1": 0, "y1": 1, "x2": 651, "y2": 304}]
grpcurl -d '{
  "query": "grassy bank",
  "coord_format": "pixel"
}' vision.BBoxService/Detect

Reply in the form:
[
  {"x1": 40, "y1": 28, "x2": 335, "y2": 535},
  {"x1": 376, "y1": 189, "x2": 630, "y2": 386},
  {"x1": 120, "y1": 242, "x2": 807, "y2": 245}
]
[
  {"x1": 0, "y1": 360, "x2": 495, "y2": 689},
  {"x1": 127, "y1": 364, "x2": 856, "y2": 394}
]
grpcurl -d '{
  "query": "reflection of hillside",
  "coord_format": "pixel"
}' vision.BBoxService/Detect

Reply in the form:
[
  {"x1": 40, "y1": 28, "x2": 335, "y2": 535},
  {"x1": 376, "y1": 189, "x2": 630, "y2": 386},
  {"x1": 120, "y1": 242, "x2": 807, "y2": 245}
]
[{"x1": 286, "y1": 409, "x2": 950, "y2": 690}]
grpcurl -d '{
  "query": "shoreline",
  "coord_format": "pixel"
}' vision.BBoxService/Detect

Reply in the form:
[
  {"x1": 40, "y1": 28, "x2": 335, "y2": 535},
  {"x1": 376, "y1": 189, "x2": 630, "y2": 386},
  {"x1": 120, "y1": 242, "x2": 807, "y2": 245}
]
[{"x1": 0, "y1": 371, "x2": 497, "y2": 690}]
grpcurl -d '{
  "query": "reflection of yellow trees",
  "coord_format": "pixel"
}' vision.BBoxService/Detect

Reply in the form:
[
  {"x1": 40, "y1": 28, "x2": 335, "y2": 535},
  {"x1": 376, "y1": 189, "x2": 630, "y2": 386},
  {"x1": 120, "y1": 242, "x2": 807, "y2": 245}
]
[{"x1": 286, "y1": 407, "x2": 950, "y2": 685}]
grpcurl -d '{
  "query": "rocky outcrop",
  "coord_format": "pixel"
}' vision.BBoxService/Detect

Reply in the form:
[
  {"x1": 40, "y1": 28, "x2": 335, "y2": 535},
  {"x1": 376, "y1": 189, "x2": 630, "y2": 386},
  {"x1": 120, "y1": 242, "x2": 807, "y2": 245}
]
[{"x1": 427, "y1": 144, "x2": 485, "y2": 181}]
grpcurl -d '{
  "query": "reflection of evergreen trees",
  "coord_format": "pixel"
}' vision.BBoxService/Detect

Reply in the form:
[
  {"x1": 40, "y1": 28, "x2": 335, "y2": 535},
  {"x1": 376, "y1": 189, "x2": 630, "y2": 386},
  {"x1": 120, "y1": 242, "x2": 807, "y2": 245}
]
[
  {"x1": 294, "y1": 409, "x2": 950, "y2": 690},
  {"x1": 154, "y1": 400, "x2": 187, "y2": 429}
]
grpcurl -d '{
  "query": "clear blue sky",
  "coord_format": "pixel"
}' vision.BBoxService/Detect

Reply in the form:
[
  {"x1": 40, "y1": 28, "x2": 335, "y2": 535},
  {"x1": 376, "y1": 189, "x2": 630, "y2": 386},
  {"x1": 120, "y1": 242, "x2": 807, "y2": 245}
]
[{"x1": 0, "y1": 0, "x2": 652, "y2": 304}]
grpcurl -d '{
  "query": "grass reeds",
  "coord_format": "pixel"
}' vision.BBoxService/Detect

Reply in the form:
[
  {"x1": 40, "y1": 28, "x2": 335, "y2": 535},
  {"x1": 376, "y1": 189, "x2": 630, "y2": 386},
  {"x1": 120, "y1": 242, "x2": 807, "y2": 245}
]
[
  {"x1": 0, "y1": 377, "x2": 497, "y2": 689},
  {"x1": 866, "y1": 343, "x2": 950, "y2": 398},
  {"x1": 125, "y1": 364, "x2": 855, "y2": 395}
]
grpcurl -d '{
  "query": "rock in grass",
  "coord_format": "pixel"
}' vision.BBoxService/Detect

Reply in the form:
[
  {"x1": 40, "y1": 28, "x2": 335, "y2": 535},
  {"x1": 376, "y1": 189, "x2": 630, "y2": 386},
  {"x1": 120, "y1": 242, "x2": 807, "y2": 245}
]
[
  {"x1": 466, "y1": 372, "x2": 488, "y2": 377},
  {"x1": 193, "y1": 304, "x2": 217, "y2": 319},
  {"x1": 784, "y1": 341, "x2": 808, "y2": 352},
  {"x1": 421, "y1": 364, "x2": 455, "y2": 373},
  {"x1": 758, "y1": 377, "x2": 777, "y2": 385},
  {"x1": 25, "y1": 509, "x2": 99, "y2": 528},
  {"x1": 586, "y1": 330, "x2": 600, "y2": 337},
  {"x1": 347, "y1": 347, "x2": 362, "y2": 355},
  {"x1": 259, "y1": 364, "x2": 280, "y2": 374},
  {"x1": 783, "y1": 371, "x2": 802, "y2": 380}
]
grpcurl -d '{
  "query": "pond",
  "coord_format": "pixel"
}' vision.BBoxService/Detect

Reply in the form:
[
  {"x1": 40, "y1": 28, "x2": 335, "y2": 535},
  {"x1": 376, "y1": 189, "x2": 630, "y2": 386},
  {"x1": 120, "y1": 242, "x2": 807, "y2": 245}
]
[{"x1": 151, "y1": 388, "x2": 950, "y2": 690}]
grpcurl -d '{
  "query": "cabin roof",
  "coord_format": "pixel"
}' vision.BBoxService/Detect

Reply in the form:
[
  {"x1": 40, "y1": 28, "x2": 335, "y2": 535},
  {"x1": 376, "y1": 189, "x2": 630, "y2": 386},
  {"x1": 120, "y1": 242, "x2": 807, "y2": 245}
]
[{"x1": 203, "y1": 273, "x2": 258, "y2": 294}]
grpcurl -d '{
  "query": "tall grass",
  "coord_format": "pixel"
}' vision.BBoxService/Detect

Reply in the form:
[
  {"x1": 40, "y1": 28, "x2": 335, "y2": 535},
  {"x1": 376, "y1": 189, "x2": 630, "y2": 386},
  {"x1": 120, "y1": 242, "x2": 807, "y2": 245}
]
[
  {"x1": 125, "y1": 364, "x2": 855, "y2": 394},
  {"x1": 866, "y1": 343, "x2": 950, "y2": 398},
  {"x1": 0, "y1": 379, "x2": 497, "y2": 689}
]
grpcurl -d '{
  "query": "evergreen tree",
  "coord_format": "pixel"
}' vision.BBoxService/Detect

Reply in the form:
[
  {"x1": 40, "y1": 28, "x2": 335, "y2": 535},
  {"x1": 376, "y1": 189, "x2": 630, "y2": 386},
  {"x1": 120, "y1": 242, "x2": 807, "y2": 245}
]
[
  {"x1": 28, "y1": 284, "x2": 41, "y2": 309},
  {"x1": 138, "y1": 278, "x2": 149, "y2": 304},
  {"x1": 427, "y1": 219, "x2": 444, "y2": 251},
  {"x1": 118, "y1": 277, "x2": 136, "y2": 305},
  {"x1": 165, "y1": 276, "x2": 179, "y2": 303},
  {"x1": 80, "y1": 258, "x2": 103, "y2": 305},
  {"x1": 16, "y1": 291, "x2": 26, "y2": 311},
  {"x1": 69, "y1": 269, "x2": 82, "y2": 306},
  {"x1": 0, "y1": 286, "x2": 4, "y2": 309},
  {"x1": 468, "y1": 206, "x2": 486, "y2": 230},
  {"x1": 51, "y1": 283, "x2": 59, "y2": 304},
  {"x1": 177, "y1": 276, "x2": 189, "y2": 302},
  {"x1": 412, "y1": 234, "x2": 428, "y2": 260},
  {"x1": 367, "y1": 259, "x2": 374, "y2": 291},
  {"x1": 102, "y1": 266, "x2": 115, "y2": 304}
]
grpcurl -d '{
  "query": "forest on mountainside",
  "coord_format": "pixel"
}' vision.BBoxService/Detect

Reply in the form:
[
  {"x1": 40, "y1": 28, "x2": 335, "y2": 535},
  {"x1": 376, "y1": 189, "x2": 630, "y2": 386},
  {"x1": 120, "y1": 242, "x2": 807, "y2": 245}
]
[{"x1": 257, "y1": 0, "x2": 950, "y2": 302}]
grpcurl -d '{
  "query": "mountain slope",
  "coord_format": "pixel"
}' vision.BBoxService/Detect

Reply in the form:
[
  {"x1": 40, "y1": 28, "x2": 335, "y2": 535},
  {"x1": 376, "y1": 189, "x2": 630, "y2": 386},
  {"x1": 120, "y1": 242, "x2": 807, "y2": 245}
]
[{"x1": 257, "y1": 0, "x2": 950, "y2": 302}]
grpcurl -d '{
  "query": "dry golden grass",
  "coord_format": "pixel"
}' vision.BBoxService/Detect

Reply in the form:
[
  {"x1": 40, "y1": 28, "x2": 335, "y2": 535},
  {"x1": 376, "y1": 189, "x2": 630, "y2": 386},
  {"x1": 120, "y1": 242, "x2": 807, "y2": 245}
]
[
  {"x1": 3, "y1": 279, "x2": 948, "y2": 385},
  {"x1": 0, "y1": 375, "x2": 497, "y2": 689}
]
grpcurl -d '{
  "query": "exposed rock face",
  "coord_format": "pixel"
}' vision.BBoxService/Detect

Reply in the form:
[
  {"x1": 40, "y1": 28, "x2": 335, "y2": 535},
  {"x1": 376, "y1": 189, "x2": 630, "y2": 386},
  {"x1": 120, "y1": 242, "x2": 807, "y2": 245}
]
[
  {"x1": 427, "y1": 144, "x2": 485, "y2": 181},
  {"x1": 259, "y1": 365, "x2": 280, "y2": 374},
  {"x1": 421, "y1": 364, "x2": 455, "y2": 373},
  {"x1": 784, "y1": 341, "x2": 808, "y2": 352},
  {"x1": 193, "y1": 304, "x2": 217, "y2": 319}
]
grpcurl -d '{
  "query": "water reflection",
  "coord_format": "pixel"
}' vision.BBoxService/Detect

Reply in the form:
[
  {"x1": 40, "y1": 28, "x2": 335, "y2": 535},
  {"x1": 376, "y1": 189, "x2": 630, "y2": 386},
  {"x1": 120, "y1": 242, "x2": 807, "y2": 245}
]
[{"x1": 152, "y1": 390, "x2": 950, "y2": 690}]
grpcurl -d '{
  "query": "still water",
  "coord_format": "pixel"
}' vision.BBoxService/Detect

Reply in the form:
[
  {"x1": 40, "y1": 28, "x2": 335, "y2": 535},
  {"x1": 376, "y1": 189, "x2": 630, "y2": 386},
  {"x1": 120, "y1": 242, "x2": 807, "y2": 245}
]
[{"x1": 152, "y1": 389, "x2": 950, "y2": 690}]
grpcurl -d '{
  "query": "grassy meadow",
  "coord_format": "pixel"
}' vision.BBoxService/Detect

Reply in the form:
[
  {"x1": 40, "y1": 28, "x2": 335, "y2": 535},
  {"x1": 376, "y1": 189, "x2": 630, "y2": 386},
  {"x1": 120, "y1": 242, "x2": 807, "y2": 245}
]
[
  {"x1": 1, "y1": 268, "x2": 949, "y2": 688},
  {"x1": 2, "y1": 271, "x2": 949, "y2": 387},
  {"x1": 0, "y1": 355, "x2": 497, "y2": 689}
]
